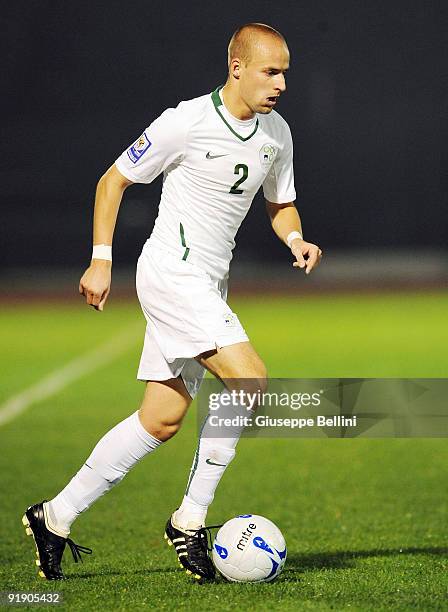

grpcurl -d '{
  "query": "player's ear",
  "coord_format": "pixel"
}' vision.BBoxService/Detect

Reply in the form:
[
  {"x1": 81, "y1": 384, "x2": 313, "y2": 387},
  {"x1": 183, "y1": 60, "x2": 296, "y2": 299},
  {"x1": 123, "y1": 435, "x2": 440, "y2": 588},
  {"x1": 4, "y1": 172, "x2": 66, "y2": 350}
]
[{"x1": 230, "y1": 58, "x2": 241, "y2": 80}]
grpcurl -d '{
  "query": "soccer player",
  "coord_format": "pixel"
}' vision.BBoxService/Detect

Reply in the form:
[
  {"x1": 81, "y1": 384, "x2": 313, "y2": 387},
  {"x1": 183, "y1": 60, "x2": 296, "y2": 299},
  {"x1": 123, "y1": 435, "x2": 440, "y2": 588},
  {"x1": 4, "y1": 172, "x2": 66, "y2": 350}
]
[{"x1": 22, "y1": 23, "x2": 322, "y2": 581}]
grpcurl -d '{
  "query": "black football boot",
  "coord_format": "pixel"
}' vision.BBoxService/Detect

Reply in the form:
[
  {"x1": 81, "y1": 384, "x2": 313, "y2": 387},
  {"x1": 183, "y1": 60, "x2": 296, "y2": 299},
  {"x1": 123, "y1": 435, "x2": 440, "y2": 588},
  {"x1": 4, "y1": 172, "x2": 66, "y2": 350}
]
[
  {"x1": 22, "y1": 501, "x2": 92, "y2": 580},
  {"x1": 164, "y1": 516, "x2": 220, "y2": 582}
]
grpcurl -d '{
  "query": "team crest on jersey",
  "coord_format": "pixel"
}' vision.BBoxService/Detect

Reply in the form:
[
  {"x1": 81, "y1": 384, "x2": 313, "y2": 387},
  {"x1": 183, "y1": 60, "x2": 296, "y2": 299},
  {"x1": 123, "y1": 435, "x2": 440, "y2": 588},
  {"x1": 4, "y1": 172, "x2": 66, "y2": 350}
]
[
  {"x1": 259, "y1": 143, "x2": 277, "y2": 168},
  {"x1": 127, "y1": 132, "x2": 152, "y2": 164}
]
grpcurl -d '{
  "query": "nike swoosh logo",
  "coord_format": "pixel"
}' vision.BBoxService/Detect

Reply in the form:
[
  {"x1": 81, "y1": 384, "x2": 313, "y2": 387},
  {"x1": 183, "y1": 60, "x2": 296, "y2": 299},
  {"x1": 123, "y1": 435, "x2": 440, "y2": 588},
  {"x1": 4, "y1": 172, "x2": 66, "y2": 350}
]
[
  {"x1": 206, "y1": 458, "x2": 226, "y2": 466},
  {"x1": 206, "y1": 152, "x2": 229, "y2": 159}
]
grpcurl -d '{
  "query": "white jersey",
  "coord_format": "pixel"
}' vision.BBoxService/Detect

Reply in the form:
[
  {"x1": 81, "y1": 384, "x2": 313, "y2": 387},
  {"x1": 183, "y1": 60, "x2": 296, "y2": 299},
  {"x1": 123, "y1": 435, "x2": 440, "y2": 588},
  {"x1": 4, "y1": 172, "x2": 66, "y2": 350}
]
[{"x1": 115, "y1": 86, "x2": 296, "y2": 279}]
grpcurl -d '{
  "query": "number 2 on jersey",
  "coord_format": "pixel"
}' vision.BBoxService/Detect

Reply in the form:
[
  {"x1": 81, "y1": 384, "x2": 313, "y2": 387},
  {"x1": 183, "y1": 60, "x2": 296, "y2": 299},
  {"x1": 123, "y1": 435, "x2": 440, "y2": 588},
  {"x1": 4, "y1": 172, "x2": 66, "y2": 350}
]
[{"x1": 229, "y1": 164, "x2": 249, "y2": 195}]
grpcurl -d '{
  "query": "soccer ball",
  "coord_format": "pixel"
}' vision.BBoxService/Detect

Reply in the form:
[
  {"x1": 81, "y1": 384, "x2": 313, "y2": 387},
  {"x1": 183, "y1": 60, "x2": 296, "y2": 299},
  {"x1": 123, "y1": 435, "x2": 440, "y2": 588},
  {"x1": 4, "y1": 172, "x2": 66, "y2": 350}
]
[{"x1": 212, "y1": 514, "x2": 287, "y2": 582}]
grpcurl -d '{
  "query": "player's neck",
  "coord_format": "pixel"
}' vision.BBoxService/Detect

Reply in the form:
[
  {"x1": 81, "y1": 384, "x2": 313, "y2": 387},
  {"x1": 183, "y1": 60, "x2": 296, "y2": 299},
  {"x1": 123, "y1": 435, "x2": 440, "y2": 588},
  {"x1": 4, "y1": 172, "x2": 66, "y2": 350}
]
[{"x1": 221, "y1": 83, "x2": 255, "y2": 121}]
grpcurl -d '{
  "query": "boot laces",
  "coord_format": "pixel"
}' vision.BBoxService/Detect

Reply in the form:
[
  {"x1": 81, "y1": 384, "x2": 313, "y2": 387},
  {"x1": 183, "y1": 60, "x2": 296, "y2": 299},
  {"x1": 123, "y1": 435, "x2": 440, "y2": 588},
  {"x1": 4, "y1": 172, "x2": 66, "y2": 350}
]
[
  {"x1": 66, "y1": 538, "x2": 93, "y2": 563},
  {"x1": 189, "y1": 524, "x2": 223, "y2": 553}
]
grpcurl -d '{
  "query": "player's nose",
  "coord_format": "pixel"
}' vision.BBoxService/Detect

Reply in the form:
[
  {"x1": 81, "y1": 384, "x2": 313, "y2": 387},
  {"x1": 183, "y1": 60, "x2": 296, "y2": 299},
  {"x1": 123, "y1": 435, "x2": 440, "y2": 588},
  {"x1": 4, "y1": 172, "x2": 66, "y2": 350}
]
[{"x1": 276, "y1": 73, "x2": 286, "y2": 93}]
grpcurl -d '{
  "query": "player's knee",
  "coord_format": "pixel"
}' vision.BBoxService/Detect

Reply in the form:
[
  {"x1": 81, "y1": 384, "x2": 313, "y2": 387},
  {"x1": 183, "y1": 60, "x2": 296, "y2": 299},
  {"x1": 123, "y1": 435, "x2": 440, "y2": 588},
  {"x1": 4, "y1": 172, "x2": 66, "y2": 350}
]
[
  {"x1": 235, "y1": 365, "x2": 267, "y2": 411},
  {"x1": 146, "y1": 420, "x2": 182, "y2": 442},
  {"x1": 240, "y1": 377, "x2": 267, "y2": 397},
  {"x1": 256, "y1": 364, "x2": 268, "y2": 394},
  {"x1": 242, "y1": 362, "x2": 268, "y2": 394},
  {"x1": 230, "y1": 360, "x2": 268, "y2": 392}
]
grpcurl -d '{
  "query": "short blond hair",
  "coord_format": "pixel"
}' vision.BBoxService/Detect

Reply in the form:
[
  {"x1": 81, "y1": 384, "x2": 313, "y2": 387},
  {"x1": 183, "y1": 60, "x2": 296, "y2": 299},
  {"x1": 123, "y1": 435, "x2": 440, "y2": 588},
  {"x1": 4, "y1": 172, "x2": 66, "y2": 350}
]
[{"x1": 228, "y1": 23, "x2": 286, "y2": 66}]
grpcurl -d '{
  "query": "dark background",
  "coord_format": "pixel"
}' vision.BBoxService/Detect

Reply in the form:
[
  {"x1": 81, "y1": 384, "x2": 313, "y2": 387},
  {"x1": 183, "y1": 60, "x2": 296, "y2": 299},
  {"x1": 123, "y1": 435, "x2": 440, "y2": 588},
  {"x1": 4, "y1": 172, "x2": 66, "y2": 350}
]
[{"x1": 2, "y1": 1, "x2": 447, "y2": 270}]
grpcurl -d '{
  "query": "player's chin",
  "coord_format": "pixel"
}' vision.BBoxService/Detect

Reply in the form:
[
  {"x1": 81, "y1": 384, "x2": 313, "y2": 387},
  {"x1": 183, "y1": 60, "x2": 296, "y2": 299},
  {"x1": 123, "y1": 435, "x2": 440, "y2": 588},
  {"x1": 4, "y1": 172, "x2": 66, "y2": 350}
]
[{"x1": 257, "y1": 105, "x2": 275, "y2": 114}]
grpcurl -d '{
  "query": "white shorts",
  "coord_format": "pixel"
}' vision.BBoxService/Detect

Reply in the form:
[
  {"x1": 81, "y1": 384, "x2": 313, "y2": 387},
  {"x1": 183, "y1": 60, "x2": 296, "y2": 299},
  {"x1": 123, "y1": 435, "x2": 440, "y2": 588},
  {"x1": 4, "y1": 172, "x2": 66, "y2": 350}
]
[{"x1": 136, "y1": 244, "x2": 249, "y2": 398}]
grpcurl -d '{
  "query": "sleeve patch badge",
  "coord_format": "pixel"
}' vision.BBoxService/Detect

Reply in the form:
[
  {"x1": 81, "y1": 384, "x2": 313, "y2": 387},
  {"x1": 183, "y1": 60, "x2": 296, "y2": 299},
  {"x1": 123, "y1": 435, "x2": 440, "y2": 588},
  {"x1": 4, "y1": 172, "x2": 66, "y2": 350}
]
[{"x1": 126, "y1": 132, "x2": 152, "y2": 164}]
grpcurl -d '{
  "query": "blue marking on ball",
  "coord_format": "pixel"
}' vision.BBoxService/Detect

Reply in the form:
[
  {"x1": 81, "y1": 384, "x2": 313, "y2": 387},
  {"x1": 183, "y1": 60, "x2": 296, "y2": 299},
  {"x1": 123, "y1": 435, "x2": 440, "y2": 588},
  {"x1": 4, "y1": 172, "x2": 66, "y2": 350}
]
[
  {"x1": 266, "y1": 557, "x2": 280, "y2": 579},
  {"x1": 253, "y1": 536, "x2": 274, "y2": 555},
  {"x1": 214, "y1": 544, "x2": 228, "y2": 559},
  {"x1": 275, "y1": 546, "x2": 287, "y2": 560}
]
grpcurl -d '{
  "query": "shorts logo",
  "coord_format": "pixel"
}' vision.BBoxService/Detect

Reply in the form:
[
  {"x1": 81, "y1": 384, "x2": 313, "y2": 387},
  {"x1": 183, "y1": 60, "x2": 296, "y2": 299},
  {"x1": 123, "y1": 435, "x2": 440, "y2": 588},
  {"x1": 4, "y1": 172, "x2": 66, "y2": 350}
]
[
  {"x1": 259, "y1": 143, "x2": 277, "y2": 169},
  {"x1": 127, "y1": 132, "x2": 152, "y2": 164},
  {"x1": 224, "y1": 313, "x2": 237, "y2": 327}
]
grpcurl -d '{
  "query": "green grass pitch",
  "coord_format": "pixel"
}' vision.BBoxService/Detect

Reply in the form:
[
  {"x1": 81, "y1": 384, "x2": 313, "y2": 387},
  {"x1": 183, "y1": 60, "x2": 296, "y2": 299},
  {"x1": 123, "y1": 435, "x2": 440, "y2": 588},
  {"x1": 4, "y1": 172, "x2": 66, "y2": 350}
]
[{"x1": 0, "y1": 292, "x2": 447, "y2": 610}]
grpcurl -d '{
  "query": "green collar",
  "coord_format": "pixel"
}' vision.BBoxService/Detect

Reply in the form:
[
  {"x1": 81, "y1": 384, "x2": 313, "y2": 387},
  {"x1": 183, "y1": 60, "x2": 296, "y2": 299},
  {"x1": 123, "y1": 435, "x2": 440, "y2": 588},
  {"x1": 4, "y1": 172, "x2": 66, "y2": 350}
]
[{"x1": 211, "y1": 86, "x2": 259, "y2": 142}]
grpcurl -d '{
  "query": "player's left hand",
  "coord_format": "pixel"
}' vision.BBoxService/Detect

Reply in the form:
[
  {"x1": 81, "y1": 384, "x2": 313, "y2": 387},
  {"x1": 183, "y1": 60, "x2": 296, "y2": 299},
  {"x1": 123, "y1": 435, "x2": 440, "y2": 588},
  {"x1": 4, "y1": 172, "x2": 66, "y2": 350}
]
[{"x1": 291, "y1": 239, "x2": 322, "y2": 275}]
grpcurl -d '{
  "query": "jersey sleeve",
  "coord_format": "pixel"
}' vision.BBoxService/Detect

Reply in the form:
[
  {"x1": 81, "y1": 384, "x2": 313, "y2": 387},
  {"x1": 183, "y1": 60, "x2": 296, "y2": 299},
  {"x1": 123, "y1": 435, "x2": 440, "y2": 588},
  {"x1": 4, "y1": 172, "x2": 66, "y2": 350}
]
[
  {"x1": 262, "y1": 122, "x2": 296, "y2": 203},
  {"x1": 115, "y1": 106, "x2": 187, "y2": 184}
]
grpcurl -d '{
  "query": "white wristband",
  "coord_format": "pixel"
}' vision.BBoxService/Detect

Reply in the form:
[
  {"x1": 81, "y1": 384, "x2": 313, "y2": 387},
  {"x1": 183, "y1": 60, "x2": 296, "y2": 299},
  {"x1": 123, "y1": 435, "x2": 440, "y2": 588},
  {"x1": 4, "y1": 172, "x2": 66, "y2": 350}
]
[
  {"x1": 286, "y1": 231, "x2": 303, "y2": 248},
  {"x1": 92, "y1": 244, "x2": 112, "y2": 261}
]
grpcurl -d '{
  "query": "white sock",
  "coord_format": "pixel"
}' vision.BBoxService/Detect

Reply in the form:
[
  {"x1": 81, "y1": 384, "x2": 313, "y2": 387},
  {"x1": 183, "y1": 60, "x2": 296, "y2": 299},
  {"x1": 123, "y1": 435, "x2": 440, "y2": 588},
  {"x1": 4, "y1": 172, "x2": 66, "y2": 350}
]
[
  {"x1": 46, "y1": 411, "x2": 162, "y2": 535},
  {"x1": 174, "y1": 391, "x2": 250, "y2": 531}
]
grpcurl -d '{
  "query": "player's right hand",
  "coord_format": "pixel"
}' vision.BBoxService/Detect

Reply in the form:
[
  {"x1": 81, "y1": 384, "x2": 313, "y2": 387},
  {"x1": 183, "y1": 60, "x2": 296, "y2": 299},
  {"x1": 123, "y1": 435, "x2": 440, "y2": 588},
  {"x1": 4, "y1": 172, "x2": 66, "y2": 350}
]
[{"x1": 79, "y1": 260, "x2": 112, "y2": 311}]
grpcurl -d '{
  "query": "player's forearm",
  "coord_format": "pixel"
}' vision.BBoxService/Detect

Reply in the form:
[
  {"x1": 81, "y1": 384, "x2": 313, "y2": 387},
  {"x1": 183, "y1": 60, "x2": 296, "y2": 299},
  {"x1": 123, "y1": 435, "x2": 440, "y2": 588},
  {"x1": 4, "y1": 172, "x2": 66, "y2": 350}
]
[
  {"x1": 92, "y1": 174, "x2": 126, "y2": 248},
  {"x1": 266, "y1": 202, "x2": 303, "y2": 246}
]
